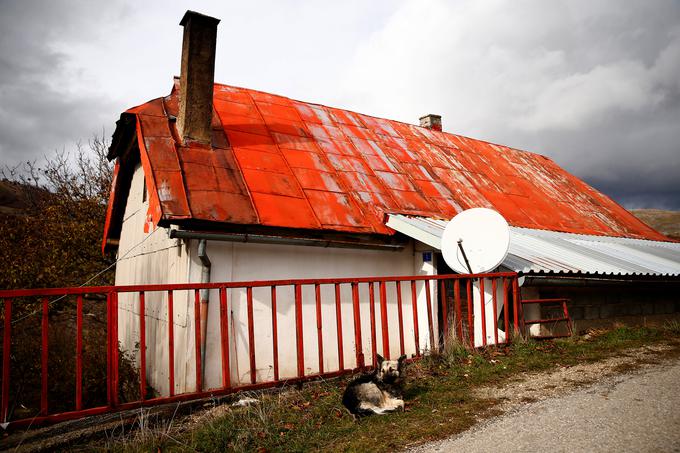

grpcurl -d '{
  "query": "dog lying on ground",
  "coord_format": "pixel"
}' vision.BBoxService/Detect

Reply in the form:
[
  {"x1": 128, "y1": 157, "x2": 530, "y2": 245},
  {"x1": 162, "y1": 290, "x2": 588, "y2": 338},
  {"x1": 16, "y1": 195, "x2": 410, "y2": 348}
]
[{"x1": 342, "y1": 354, "x2": 407, "y2": 416}]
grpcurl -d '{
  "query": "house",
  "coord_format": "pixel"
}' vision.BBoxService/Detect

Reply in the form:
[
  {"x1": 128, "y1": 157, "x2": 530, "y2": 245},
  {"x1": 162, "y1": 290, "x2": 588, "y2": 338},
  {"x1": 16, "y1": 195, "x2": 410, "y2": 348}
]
[{"x1": 103, "y1": 11, "x2": 680, "y2": 394}]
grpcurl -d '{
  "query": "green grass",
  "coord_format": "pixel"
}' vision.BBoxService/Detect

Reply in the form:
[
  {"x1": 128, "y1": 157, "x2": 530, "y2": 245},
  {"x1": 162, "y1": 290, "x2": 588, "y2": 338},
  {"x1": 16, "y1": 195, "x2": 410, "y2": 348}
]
[{"x1": 107, "y1": 325, "x2": 680, "y2": 453}]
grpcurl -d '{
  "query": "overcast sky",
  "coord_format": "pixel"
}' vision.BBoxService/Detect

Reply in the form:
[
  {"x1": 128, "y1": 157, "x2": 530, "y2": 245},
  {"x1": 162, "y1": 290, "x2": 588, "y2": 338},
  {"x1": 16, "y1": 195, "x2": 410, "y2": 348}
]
[{"x1": 1, "y1": 0, "x2": 678, "y2": 209}]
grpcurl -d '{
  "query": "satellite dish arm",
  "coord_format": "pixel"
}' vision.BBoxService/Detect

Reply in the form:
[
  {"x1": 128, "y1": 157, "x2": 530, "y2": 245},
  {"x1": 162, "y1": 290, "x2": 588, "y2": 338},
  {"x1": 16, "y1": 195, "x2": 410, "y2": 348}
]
[{"x1": 457, "y1": 239, "x2": 474, "y2": 274}]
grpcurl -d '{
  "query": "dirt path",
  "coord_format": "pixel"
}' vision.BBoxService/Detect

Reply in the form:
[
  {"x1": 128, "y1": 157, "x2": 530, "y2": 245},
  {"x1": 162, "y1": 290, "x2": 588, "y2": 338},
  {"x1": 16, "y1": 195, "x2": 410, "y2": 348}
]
[{"x1": 409, "y1": 346, "x2": 680, "y2": 453}]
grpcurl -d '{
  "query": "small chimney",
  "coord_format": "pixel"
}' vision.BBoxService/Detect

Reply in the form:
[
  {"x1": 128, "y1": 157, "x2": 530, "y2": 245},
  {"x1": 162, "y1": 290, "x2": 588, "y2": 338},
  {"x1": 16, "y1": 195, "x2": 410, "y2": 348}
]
[
  {"x1": 177, "y1": 11, "x2": 220, "y2": 144},
  {"x1": 419, "y1": 114, "x2": 442, "y2": 132}
]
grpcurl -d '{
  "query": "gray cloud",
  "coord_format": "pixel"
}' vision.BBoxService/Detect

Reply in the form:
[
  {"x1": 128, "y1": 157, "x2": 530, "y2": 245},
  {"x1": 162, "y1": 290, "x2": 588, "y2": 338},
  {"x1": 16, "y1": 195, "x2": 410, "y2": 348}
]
[
  {"x1": 1, "y1": 0, "x2": 678, "y2": 210},
  {"x1": 0, "y1": 1, "x2": 123, "y2": 166}
]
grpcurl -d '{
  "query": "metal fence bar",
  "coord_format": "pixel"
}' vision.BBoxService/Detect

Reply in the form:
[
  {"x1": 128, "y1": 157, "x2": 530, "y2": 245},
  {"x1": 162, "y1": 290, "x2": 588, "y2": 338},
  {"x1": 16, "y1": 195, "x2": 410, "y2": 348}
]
[
  {"x1": 269, "y1": 286, "x2": 278, "y2": 382},
  {"x1": 334, "y1": 283, "x2": 344, "y2": 370},
  {"x1": 351, "y1": 282, "x2": 364, "y2": 368},
  {"x1": 425, "y1": 281, "x2": 435, "y2": 351},
  {"x1": 295, "y1": 284, "x2": 304, "y2": 377},
  {"x1": 112, "y1": 292, "x2": 119, "y2": 407},
  {"x1": 220, "y1": 287, "x2": 231, "y2": 389},
  {"x1": 410, "y1": 281, "x2": 420, "y2": 357},
  {"x1": 2, "y1": 299, "x2": 11, "y2": 422},
  {"x1": 193, "y1": 289, "x2": 202, "y2": 392},
  {"x1": 454, "y1": 279, "x2": 462, "y2": 339},
  {"x1": 315, "y1": 283, "x2": 323, "y2": 374},
  {"x1": 503, "y1": 278, "x2": 510, "y2": 342},
  {"x1": 512, "y1": 278, "x2": 520, "y2": 335},
  {"x1": 0, "y1": 273, "x2": 519, "y2": 298},
  {"x1": 466, "y1": 279, "x2": 474, "y2": 348},
  {"x1": 395, "y1": 281, "x2": 405, "y2": 357},
  {"x1": 479, "y1": 279, "x2": 487, "y2": 347},
  {"x1": 76, "y1": 295, "x2": 83, "y2": 410},
  {"x1": 491, "y1": 278, "x2": 499, "y2": 345},
  {"x1": 41, "y1": 298, "x2": 49, "y2": 415},
  {"x1": 368, "y1": 282, "x2": 377, "y2": 365},
  {"x1": 139, "y1": 292, "x2": 146, "y2": 401},
  {"x1": 167, "y1": 290, "x2": 175, "y2": 397},
  {"x1": 379, "y1": 281, "x2": 389, "y2": 359},
  {"x1": 440, "y1": 279, "x2": 448, "y2": 347},
  {"x1": 247, "y1": 287, "x2": 256, "y2": 384}
]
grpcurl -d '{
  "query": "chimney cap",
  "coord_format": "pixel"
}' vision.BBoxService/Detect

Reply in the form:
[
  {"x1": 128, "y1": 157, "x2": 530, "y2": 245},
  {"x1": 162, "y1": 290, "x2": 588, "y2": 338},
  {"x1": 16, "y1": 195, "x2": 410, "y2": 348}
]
[
  {"x1": 419, "y1": 114, "x2": 442, "y2": 131},
  {"x1": 179, "y1": 10, "x2": 220, "y2": 26}
]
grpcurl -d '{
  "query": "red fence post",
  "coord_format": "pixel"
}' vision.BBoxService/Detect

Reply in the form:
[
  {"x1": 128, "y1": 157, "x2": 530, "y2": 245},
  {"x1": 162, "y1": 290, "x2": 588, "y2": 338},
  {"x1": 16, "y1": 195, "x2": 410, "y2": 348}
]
[
  {"x1": 168, "y1": 290, "x2": 175, "y2": 397},
  {"x1": 440, "y1": 280, "x2": 448, "y2": 348},
  {"x1": 395, "y1": 281, "x2": 405, "y2": 357},
  {"x1": 269, "y1": 286, "x2": 278, "y2": 382},
  {"x1": 512, "y1": 278, "x2": 521, "y2": 337},
  {"x1": 479, "y1": 279, "x2": 487, "y2": 347},
  {"x1": 454, "y1": 279, "x2": 462, "y2": 340},
  {"x1": 503, "y1": 278, "x2": 510, "y2": 344},
  {"x1": 315, "y1": 283, "x2": 324, "y2": 374},
  {"x1": 194, "y1": 289, "x2": 202, "y2": 392},
  {"x1": 410, "y1": 281, "x2": 420, "y2": 357},
  {"x1": 368, "y1": 282, "x2": 377, "y2": 366},
  {"x1": 76, "y1": 295, "x2": 83, "y2": 410},
  {"x1": 379, "y1": 281, "x2": 390, "y2": 359},
  {"x1": 351, "y1": 282, "x2": 364, "y2": 368},
  {"x1": 295, "y1": 284, "x2": 304, "y2": 377},
  {"x1": 1, "y1": 299, "x2": 11, "y2": 423},
  {"x1": 247, "y1": 287, "x2": 256, "y2": 384},
  {"x1": 220, "y1": 287, "x2": 231, "y2": 388},
  {"x1": 425, "y1": 281, "x2": 435, "y2": 351},
  {"x1": 491, "y1": 278, "x2": 499, "y2": 345},
  {"x1": 334, "y1": 284, "x2": 344, "y2": 371},
  {"x1": 41, "y1": 298, "x2": 49, "y2": 415},
  {"x1": 139, "y1": 292, "x2": 146, "y2": 401},
  {"x1": 466, "y1": 279, "x2": 474, "y2": 348},
  {"x1": 112, "y1": 292, "x2": 119, "y2": 407}
]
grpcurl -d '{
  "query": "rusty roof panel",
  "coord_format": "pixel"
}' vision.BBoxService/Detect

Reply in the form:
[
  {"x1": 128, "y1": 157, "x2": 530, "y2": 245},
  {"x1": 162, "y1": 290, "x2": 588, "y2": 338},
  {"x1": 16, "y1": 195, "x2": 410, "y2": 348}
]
[{"x1": 104, "y1": 81, "x2": 672, "y2": 243}]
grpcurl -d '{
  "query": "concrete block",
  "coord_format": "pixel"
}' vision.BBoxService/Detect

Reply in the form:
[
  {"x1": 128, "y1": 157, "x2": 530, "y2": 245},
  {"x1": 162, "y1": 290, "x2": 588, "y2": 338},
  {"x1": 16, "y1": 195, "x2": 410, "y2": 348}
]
[
  {"x1": 600, "y1": 304, "x2": 616, "y2": 319},
  {"x1": 625, "y1": 304, "x2": 642, "y2": 316},
  {"x1": 569, "y1": 306, "x2": 584, "y2": 320},
  {"x1": 584, "y1": 306, "x2": 599, "y2": 320}
]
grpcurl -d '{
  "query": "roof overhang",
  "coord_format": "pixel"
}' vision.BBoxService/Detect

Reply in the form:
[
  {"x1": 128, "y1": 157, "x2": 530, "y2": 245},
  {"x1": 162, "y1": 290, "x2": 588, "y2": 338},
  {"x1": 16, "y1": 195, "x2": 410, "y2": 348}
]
[{"x1": 386, "y1": 214, "x2": 680, "y2": 278}]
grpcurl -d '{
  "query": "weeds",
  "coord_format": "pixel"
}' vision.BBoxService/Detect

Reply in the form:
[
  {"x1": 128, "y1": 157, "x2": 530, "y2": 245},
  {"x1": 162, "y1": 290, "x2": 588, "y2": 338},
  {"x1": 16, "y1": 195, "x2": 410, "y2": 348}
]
[{"x1": 86, "y1": 326, "x2": 680, "y2": 452}]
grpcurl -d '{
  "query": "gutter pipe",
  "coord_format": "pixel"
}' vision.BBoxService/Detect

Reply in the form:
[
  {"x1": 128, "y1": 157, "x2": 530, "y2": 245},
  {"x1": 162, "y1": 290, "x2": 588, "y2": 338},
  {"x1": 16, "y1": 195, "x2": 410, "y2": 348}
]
[
  {"x1": 197, "y1": 239, "x2": 211, "y2": 386},
  {"x1": 170, "y1": 229, "x2": 405, "y2": 251}
]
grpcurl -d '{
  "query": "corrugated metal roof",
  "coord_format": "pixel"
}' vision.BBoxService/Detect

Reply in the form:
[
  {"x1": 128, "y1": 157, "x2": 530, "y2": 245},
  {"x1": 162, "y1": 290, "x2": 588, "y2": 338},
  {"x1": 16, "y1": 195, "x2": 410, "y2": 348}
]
[
  {"x1": 386, "y1": 214, "x2": 680, "y2": 277},
  {"x1": 104, "y1": 79, "x2": 668, "y2": 248}
]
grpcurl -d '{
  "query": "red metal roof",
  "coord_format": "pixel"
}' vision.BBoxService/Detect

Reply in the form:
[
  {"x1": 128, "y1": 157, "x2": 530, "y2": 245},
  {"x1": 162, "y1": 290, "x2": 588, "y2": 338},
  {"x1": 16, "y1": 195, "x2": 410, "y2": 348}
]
[{"x1": 103, "y1": 78, "x2": 668, "y2": 248}]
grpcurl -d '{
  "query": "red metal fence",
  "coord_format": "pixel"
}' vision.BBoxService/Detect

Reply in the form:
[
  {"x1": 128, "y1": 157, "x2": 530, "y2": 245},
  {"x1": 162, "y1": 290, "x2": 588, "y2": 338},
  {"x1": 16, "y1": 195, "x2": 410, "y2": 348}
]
[{"x1": 0, "y1": 272, "x2": 520, "y2": 429}]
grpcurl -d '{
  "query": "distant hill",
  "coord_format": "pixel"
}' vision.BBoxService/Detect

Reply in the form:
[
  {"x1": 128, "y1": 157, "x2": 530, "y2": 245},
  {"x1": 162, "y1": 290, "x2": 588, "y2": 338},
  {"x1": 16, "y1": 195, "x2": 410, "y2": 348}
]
[
  {"x1": 631, "y1": 209, "x2": 680, "y2": 240},
  {"x1": 0, "y1": 179, "x2": 51, "y2": 215}
]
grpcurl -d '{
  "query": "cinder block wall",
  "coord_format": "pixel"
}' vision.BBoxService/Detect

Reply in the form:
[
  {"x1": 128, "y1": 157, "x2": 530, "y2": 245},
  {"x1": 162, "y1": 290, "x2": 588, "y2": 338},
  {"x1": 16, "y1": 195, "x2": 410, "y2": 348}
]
[{"x1": 528, "y1": 282, "x2": 680, "y2": 333}]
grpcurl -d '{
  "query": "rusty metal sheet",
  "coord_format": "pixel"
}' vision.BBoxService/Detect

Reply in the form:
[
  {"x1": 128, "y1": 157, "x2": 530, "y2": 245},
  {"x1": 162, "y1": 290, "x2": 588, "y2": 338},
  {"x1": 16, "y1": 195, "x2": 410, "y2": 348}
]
[{"x1": 105, "y1": 81, "x2": 671, "y2": 244}]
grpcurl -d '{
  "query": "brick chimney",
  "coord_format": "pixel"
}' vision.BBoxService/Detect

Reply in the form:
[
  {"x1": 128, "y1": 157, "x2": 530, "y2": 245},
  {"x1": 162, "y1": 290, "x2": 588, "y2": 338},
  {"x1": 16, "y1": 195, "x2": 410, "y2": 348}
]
[
  {"x1": 177, "y1": 11, "x2": 220, "y2": 144},
  {"x1": 419, "y1": 114, "x2": 442, "y2": 132}
]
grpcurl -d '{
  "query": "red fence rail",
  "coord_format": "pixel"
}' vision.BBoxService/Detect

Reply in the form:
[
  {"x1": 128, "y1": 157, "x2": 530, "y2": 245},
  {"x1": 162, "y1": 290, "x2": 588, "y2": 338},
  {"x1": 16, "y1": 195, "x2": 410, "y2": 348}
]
[{"x1": 0, "y1": 272, "x2": 520, "y2": 429}]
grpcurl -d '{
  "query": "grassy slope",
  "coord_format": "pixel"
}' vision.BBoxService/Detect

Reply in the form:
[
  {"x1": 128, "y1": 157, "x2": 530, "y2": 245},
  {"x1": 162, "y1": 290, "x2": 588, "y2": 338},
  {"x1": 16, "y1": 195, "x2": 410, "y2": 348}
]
[
  {"x1": 630, "y1": 209, "x2": 680, "y2": 240},
  {"x1": 109, "y1": 325, "x2": 680, "y2": 452}
]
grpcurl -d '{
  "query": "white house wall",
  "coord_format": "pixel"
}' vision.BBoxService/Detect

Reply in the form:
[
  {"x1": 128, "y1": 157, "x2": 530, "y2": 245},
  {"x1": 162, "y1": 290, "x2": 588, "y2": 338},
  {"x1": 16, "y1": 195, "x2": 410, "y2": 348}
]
[
  {"x1": 114, "y1": 164, "x2": 191, "y2": 396},
  {"x1": 190, "y1": 240, "x2": 440, "y2": 392},
  {"x1": 113, "y1": 166, "x2": 440, "y2": 395}
]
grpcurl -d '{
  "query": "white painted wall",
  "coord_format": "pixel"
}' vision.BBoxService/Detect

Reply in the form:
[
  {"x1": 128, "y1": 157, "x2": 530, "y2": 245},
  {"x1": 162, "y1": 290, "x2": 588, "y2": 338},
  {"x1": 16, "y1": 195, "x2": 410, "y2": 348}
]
[
  {"x1": 114, "y1": 164, "x2": 192, "y2": 396},
  {"x1": 114, "y1": 167, "x2": 441, "y2": 395}
]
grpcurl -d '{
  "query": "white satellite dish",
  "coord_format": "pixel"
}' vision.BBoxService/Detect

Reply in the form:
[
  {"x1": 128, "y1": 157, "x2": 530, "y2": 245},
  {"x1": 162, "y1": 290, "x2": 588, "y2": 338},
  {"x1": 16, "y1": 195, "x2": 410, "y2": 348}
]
[{"x1": 441, "y1": 208, "x2": 510, "y2": 274}]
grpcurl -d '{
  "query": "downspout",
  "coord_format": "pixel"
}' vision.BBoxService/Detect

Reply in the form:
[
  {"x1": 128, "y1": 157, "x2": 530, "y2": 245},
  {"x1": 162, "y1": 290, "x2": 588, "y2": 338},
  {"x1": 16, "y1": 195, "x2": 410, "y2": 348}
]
[{"x1": 197, "y1": 239, "x2": 211, "y2": 385}]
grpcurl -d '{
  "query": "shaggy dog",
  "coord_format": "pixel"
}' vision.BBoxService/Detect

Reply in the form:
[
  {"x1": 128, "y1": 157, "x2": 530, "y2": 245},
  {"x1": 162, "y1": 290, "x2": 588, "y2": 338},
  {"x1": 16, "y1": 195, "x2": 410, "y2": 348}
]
[{"x1": 342, "y1": 354, "x2": 407, "y2": 416}]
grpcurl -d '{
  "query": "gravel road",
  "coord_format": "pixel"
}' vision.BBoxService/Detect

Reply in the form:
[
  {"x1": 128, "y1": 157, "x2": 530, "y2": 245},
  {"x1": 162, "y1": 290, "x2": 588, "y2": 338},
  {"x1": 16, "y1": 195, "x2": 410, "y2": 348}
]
[{"x1": 410, "y1": 357, "x2": 680, "y2": 453}]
